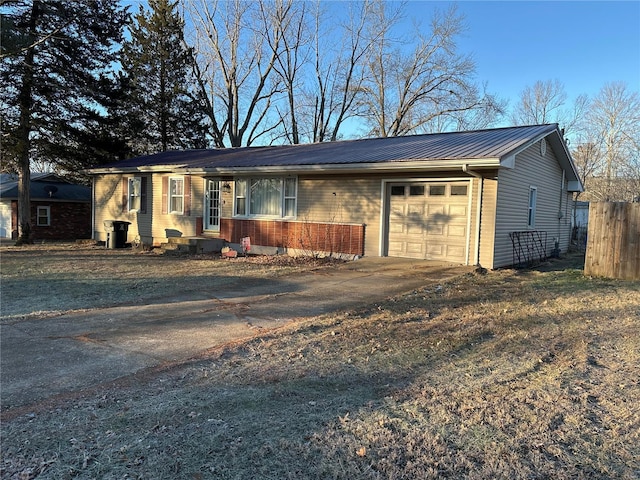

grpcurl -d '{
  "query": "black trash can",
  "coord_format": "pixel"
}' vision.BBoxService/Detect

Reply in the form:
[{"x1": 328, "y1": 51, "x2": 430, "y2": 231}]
[{"x1": 104, "y1": 220, "x2": 131, "y2": 248}]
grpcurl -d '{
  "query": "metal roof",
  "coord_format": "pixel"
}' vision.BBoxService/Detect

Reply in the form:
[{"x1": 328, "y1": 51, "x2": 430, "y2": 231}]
[
  {"x1": 0, "y1": 173, "x2": 91, "y2": 201},
  {"x1": 87, "y1": 124, "x2": 582, "y2": 188}
]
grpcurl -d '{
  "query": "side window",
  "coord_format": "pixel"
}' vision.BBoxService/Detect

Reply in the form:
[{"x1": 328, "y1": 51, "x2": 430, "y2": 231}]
[
  {"x1": 284, "y1": 177, "x2": 296, "y2": 217},
  {"x1": 169, "y1": 177, "x2": 184, "y2": 214},
  {"x1": 235, "y1": 179, "x2": 247, "y2": 215},
  {"x1": 528, "y1": 187, "x2": 537, "y2": 228},
  {"x1": 128, "y1": 177, "x2": 141, "y2": 212},
  {"x1": 37, "y1": 206, "x2": 50, "y2": 226}
]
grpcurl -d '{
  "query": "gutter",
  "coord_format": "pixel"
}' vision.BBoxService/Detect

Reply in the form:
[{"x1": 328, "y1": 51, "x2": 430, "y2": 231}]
[
  {"x1": 463, "y1": 164, "x2": 484, "y2": 267},
  {"x1": 85, "y1": 158, "x2": 502, "y2": 176}
]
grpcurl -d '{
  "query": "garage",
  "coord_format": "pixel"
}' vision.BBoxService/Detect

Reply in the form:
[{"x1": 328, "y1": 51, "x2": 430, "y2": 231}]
[
  {"x1": 387, "y1": 181, "x2": 470, "y2": 262},
  {"x1": 0, "y1": 201, "x2": 12, "y2": 239}
]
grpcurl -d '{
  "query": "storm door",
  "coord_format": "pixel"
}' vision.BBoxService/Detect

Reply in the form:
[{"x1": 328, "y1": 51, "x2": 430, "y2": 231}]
[{"x1": 204, "y1": 179, "x2": 221, "y2": 231}]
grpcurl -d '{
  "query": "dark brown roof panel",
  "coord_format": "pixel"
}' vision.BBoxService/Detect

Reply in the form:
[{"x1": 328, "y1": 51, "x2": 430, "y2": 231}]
[{"x1": 94, "y1": 124, "x2": 557, "y2": 171}]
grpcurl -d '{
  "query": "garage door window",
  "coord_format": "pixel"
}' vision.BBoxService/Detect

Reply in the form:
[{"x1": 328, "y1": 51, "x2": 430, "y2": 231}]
[
  {"x1": 391, "y1": 186, "x2": 405, "y2": 196},
  {"x1": 429, "y1": 185, "x2": 445, "y2": 196},
  {"x1": 451, "y1": 185, "x2": 468, "y2": 196},
  {"x1": 409, "y1": 185, "x2": 425, "y2": 196}
]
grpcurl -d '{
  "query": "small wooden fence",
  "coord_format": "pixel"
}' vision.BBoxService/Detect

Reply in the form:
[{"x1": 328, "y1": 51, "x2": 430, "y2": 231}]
[{"x1": 584, "y1": 202, "x2": 640, "y2": 280}]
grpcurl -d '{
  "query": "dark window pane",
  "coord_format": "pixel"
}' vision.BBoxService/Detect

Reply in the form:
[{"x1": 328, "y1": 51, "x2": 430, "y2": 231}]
[
  {"x1": 391, "y1": 186, "x2": 405, "y2": 196},
  {"x1": 451, "y1": 185, "x2": 468, "y2": 196},
  {"x1": 429, "y1": 185, "x2": 445, "y2": 196},
  {"x1": 409, "y1": 185, "x2": 425, "y2": 196}
]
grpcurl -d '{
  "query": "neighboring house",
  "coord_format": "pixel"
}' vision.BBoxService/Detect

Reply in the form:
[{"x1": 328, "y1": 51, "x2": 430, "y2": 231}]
[
  {"x1": 571, "y1": 200, "x2": 589, "y2": 229},
  {"x1": 0, "y1": 173, "x2": 92, "y2": 241},
  {"x1": 86, "y1": 124, "x2": 583, "y2": 269}
]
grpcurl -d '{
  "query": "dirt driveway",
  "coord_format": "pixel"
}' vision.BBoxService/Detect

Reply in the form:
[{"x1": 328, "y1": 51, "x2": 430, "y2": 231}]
[{"x1": 1, "y1": 255, "x2": 473, "y2": 411}]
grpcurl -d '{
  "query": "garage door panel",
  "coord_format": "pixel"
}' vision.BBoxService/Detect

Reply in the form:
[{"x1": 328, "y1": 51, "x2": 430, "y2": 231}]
[
  {"x1": 448, "y1": 225, "x2": 466, "y2": 237},
  {"x1": 389, "y1": 222, "x2": 405, "y2": 234},
  {"x1": 427, "y1": 204, "x2": 445, "y2": 215},
  {"x1": 426, "y1": 244, "x2": 445, "y2": 256},
  {"x1": 406, "y1": 242, "x2": 424, "y2": 255},
  {"x1": 446, "y1": 245, "x2": 465, "y2": 258},
  {"x1": 449, "y1": 205, "x2": 467, "y2": 216},
  {"x1": 426, "y1": 223, "x2": 444, "y2": 235}
]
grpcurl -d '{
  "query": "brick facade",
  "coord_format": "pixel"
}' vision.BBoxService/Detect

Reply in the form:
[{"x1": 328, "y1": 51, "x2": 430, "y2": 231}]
[
  {"x1": 10, "y1": 201, "x2": 91, "y2": 240},
  {"x1": 220, "y1": 218, "x2": 365, "y2": 256}
]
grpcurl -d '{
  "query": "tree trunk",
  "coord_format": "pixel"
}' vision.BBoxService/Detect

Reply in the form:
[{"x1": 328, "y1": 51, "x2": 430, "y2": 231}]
[{"x1": 15, "y1": 1, "x2": 40, "y2": 245}]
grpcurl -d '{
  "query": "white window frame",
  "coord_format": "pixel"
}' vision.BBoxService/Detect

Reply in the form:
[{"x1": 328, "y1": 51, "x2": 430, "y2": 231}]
[
  {"x1": 233, "y1": 176, "x2": 297, "y2": 219},
  {"x1": 169, "y1": 177, "x2": 184, "y2": 214},
  {"x1": 128, "y1": 177, "x2": 141, "y2": 212},
  {"x1": 528, "y1": 186, "x2": 537, "y2": 228},
  {"x1": 37, "y1": 206, "x2": 50, "y2": 226}
]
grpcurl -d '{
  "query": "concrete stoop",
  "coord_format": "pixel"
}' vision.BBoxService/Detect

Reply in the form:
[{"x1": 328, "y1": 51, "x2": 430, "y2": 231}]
[{"x1": 160, "y1": 237, "x2": 225, "y2": 255}]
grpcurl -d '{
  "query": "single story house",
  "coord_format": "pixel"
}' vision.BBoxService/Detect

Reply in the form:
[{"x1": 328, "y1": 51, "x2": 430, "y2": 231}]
[
  {"x1": 86, "y1": 124, "x2": 583, "y2": 269},
  {"x1": 0, "y1": 173, "x2": 92, "y2": 241}
]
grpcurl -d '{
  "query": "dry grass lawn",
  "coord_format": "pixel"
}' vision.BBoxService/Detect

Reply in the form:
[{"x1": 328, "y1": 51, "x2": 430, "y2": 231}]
[{"x1": 1, "y1": 245, "x2": 639, "y2": 479}]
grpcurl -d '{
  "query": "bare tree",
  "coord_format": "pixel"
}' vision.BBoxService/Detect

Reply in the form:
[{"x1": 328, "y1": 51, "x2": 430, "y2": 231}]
[
  {"x1": 187, "y1": 0, "x2": 294, "y2": 147},
  {"x1": 298, "y1": 1, "x2": 379, "y2": 143},
  {"x1": 358, "y1": 4, "x2": 499, "y2": 137},
  {"x1": 269, "y1": 1, "x2": 310, "y2": 144},
  {"x1": 573, "y1": 82, "x2": 640, "y2": 202},
  {"x1": 510, "y1": 79, "x2": 588, "y2": 139}
]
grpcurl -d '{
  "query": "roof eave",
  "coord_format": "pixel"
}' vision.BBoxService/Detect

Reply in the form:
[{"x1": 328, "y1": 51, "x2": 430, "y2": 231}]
[{"x1": 176, "y1": 158, "x2": 502, "y2": 175}]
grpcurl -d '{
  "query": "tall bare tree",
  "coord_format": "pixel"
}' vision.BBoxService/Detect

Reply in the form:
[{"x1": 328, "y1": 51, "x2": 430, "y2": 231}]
[
  {"x1": 358, "y1": 4, "x2": 499, "y2": 137},
  {"x1": 187, "y1": 0, "x2": 296, "y2": 147},
  {"x1": 510, "y1": 79, "x2": 588, "y2": 139},
  {"x1": 303, "y1": 1, "x2": 379, "y2": 142},
  {"x1": 583, "y1": 82, "x2": 640, "y2": 201}
]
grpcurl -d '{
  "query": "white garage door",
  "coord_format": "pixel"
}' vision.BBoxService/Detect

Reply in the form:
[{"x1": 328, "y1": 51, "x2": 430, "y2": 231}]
[
  {"x1": 0, "y1": 201, "x2": 12, "y2": 238},
  {"x1": 388, "y1": 181, "x2": 470, "y2": 263}
]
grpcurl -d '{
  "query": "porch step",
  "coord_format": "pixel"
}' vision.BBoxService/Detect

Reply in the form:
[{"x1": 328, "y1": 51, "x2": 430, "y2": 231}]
[{"x1": 160, "y1": 237, "x2": 225, "y2": 255}]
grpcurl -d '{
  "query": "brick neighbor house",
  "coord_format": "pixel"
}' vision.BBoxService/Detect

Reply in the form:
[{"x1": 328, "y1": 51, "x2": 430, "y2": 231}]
[{"x1": 0, "y1": 173, "x2": 91, "y2": 241}]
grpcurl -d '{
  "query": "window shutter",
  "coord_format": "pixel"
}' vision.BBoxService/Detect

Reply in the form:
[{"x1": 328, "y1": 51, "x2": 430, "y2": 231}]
[
  {"x1": 140, "y1": 177, "x2": 148, "y2": 214},
  {"x1": 162, "y1": 176, "x2": 168, "y2": 214},
  {"x1": 122, "y1": 177, "x2": 128, "y2": 213},
  {"x1": 184, "y1": 176, "x2": 191, "y2": 216}
]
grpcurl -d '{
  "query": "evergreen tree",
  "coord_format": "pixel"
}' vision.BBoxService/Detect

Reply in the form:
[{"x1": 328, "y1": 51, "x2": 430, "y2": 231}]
[
  {"x1": 0, "y1": 0, "x2": 128, "y2": 244},
  {"x1": 122, "y1": 0, "x2": 208, "y2": 155}
]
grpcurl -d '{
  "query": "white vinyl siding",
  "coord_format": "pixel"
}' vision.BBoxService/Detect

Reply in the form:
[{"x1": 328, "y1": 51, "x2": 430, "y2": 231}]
[{"x1": 493, "y1": 140, "x2": 573, "y2": 268}]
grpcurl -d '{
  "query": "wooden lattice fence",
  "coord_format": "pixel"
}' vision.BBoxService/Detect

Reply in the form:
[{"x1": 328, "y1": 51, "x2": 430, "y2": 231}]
[{"x1": 584, "y1": 202, "x2": 640, "y2": 280}]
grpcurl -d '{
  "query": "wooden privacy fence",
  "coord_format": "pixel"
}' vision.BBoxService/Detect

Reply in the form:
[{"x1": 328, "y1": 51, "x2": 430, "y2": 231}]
[{"x1": 584, "y1": 202, "x2": 640, "y2": 280}]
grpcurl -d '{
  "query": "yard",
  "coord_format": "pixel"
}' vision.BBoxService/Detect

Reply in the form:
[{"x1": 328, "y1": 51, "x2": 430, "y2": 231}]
[{"x1": 1, "y1": 245, "x2": 639, "y2": 479}]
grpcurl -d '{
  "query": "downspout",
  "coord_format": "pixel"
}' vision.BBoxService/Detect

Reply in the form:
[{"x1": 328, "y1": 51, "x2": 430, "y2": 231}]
[
  {"x1": 91, "y1": 176, "x2": 95, "y2": 241},
  {"x1": 463, "y1": 165, "x2": 483, "y2": 266},
  {"x1": 555, "y1": 170, "x2": 566, "y2": 255}
]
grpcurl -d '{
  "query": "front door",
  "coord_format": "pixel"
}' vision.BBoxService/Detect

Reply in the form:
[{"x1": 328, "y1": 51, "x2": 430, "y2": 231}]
[{"x1": 204, "y1": 179, "x2": 221, "y2": 231}]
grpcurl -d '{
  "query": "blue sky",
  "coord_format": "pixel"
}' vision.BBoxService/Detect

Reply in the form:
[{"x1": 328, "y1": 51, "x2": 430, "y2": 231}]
[
  {"x1": 125, "y1": 0, "x2": 639, "y2": 117},
  {"x1": 419, "y1": 0, "x2": 640, "y2": 106}
]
